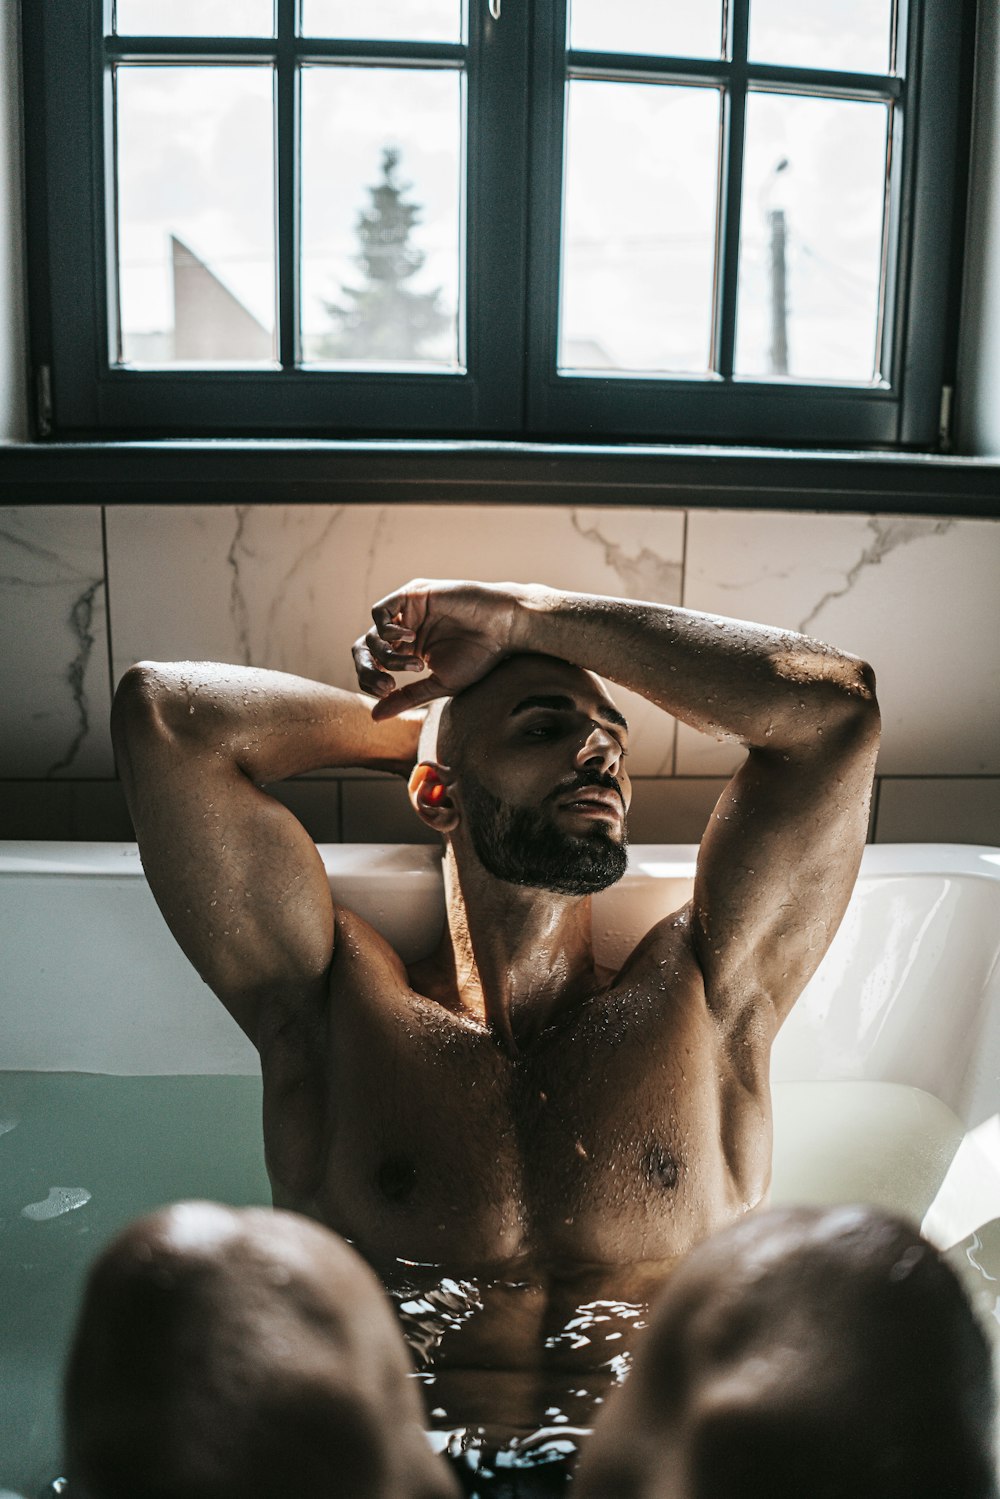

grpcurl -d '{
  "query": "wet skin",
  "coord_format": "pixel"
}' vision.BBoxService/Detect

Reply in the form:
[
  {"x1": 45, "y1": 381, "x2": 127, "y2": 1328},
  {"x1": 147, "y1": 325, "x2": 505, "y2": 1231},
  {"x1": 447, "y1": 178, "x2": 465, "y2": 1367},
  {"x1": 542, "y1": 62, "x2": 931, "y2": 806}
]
[{"x1": 111, "y1": 580, "x2": 880, "y2": 1447}]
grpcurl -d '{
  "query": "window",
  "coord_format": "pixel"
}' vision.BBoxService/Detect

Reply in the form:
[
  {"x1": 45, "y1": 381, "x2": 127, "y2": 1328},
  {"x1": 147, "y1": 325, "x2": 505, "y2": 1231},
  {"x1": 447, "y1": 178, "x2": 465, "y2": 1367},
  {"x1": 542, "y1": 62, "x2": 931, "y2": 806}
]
[{"x1": 22, "y1": 0, "x2": 973, "y2": 444}]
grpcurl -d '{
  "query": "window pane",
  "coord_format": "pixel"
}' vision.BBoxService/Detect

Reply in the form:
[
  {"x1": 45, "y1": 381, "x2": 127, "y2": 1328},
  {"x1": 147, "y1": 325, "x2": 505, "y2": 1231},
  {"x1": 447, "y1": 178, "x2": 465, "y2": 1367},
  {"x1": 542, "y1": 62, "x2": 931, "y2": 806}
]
[
  {"x1": 569, "y1": 0, "x2": 722, "y2": 59},
  {"x1": 560, "y1": 81, "x2": 721, "y2": 375},
  {"x1": 300, "y1": 67, "x2": 463, "y2": 368},
  {"x1": 748, "y1": 0, "x2": 894, "y2": 75},
  {"x1": 300, "y1": 0, "x2": 463, "y2": 43},
  {"x1": 115, "y1": 66, "x2": 276, "y2": 366},
  {"x1": 735, "y1": 92, "x2": 888, "y2": 383},
  {"x1": 114, "y1": 1, "x2": 274, "y2": 37}
]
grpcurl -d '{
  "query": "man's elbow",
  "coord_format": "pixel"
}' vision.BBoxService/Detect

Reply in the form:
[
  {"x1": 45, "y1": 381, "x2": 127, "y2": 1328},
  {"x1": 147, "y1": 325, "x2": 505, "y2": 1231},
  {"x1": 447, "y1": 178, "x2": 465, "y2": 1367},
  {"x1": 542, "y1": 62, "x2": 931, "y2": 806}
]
[
  {"x1": 826, "y1": 657, "x2": 880, "y2": 756},
  {"x1": 111, "y1": 662, "x2": 183, "y2": 759}
]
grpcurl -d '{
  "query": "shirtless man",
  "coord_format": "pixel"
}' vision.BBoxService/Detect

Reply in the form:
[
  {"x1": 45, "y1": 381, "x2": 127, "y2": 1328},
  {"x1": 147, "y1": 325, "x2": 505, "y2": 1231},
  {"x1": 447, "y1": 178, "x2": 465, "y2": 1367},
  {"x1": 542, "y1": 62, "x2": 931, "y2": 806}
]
[{"x1": 106, "y1": 578, "x2": 879, "y2": 1457}]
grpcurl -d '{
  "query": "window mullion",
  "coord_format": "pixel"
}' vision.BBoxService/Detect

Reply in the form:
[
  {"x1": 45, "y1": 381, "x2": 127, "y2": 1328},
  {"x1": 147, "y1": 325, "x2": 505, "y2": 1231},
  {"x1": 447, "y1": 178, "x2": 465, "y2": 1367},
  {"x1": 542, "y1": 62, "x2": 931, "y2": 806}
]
[
  {"x1": 715, "y1": 0, "x2": 750, "y2": 380},
  {"x1": 276, "y1": 0, "x2": 297, "y2": 369}
]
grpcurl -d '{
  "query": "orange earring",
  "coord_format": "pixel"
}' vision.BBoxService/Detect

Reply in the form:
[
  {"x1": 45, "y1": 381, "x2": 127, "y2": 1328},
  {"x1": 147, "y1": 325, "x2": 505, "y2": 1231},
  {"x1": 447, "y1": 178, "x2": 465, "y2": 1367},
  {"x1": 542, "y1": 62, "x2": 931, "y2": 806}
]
[{"x1": 414, "y1": 765, "x2": 446, "y2": 805}]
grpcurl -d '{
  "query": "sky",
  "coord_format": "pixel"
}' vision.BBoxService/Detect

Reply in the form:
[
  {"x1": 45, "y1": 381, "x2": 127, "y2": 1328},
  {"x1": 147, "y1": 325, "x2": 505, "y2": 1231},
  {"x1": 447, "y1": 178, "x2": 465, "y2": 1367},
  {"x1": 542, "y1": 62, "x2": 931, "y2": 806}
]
[{"x1": 113, "y1": 0, "x2": 895, "y2": 382}]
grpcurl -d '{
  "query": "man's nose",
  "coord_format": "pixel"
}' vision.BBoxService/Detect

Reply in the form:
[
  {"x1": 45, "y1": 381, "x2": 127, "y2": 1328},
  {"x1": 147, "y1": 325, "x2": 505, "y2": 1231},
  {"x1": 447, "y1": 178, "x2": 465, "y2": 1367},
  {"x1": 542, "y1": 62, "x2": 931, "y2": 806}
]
[{"x1": 575, "y1": 723, "x2": 622, "y2": 774}]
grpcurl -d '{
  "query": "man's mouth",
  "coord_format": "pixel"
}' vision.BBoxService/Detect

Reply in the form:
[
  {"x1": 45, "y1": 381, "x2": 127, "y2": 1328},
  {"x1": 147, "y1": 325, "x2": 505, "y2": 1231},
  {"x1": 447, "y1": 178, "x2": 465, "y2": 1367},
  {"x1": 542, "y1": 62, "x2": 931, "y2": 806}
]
[{"x1": 557, "y1": 787, "x2": 624, "y2": 819}]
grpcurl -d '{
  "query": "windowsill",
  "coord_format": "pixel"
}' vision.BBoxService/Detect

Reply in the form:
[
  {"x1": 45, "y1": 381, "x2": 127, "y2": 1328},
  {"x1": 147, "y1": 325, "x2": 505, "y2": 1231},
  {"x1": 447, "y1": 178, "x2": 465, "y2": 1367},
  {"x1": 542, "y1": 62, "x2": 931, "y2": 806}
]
[{"x1": 0, "y1": 439, "x2": 997, "y2": 516}]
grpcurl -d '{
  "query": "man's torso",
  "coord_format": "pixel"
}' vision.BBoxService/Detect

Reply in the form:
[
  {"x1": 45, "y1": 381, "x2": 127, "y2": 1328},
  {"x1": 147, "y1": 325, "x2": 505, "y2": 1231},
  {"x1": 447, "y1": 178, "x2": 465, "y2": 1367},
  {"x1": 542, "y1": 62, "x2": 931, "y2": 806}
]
[{"x1": 261, "y1": 904, "x2": 773, "y2": 1432}]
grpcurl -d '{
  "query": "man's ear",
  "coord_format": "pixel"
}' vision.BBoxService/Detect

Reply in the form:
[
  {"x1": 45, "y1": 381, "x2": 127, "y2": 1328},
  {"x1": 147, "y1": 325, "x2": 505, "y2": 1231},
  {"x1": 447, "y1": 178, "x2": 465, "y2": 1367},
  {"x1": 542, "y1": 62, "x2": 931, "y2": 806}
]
[{"x1": 408, "y1": 761, "x2": 459, "y2": 833}]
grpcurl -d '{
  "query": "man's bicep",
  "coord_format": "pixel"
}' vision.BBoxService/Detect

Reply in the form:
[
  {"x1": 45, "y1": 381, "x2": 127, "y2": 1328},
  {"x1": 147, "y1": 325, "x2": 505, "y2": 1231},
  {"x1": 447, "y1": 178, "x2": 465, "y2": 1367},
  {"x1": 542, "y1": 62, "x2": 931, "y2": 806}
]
[
  {"x1": 690, "y1": 712, "x2": 879, "y2": 1029},
  {"x1": 120, "y1": 719, "x2": 335, "y2": 1046}
]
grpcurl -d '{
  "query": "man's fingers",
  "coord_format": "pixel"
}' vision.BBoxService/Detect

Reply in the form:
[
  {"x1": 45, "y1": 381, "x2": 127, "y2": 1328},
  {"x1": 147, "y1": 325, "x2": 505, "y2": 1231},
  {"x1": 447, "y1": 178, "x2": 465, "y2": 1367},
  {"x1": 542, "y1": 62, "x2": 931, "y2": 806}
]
[
  {"x1": 351, "y1": 637, "x2": 396, "y2": 699},
  {"x1": 370, "y1": 675, "x2": 449, "y2": 721},
  {"x1": 364, "y1": 626, "x2": 422, "y2": 672},
  {"x1": 371, "y1": 589, "x2": 423, "y2": 641}
]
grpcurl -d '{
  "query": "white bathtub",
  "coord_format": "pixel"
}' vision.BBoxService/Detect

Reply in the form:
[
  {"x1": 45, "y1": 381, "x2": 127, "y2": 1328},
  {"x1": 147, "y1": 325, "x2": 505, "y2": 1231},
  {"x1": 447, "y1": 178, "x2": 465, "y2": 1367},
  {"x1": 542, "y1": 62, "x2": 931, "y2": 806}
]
[{"x1": 1, "y1": 841, "x2": 1000, "y2": 1494}]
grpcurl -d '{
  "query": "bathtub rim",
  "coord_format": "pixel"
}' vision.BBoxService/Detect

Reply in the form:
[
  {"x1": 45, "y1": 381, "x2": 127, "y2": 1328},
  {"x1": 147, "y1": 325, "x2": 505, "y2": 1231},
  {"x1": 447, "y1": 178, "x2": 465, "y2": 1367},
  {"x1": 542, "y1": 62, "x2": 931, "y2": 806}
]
[{"x1": 1, "y1": 839, "x2": 999, "y2": 883}]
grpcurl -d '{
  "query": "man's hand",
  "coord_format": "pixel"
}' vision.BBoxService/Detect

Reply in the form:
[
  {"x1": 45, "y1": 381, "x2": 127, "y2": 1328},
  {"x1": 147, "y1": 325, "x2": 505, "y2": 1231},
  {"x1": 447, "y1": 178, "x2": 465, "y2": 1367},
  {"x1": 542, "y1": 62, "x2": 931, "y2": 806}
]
[{"x1": 353, "y1": 579, "x2": 527, "y2": 719}]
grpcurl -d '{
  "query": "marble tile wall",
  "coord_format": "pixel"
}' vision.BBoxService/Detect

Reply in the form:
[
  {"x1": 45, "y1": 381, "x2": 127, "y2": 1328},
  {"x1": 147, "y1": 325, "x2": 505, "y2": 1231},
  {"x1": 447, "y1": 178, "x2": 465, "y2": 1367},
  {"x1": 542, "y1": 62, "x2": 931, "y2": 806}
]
[{"x1": 1, "y1": 503, "x2": 998, "y2": 847}]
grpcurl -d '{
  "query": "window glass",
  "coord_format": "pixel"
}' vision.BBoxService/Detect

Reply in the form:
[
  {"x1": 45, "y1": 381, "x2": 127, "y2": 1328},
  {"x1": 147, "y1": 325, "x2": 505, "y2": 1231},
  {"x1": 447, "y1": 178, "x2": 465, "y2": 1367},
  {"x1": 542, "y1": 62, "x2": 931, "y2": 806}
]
[
  {"x1": 735, "y1": 91, "x2": 889, "y2": 383},
  {"x1": 115, "y1": 66, "x2": 276, "y2": 366},
  {"x1": 300, "y1": 66, "x2": 464, "y2": 368},
  {"x1": 569, "y1": 0, "x2": 723, "y2": 59},
  {"x1": 560, "y1": 80, "x2": 721, "y2": 375},
  {"x1": 300, "y1": 0, "x2": 464, "y2": 43},
  {"x1": 748, "y1": 0, "x2": 894, "y2": 75},
  {"x1": 114, "y1": 1, "x2": 274, "y2": 37}
]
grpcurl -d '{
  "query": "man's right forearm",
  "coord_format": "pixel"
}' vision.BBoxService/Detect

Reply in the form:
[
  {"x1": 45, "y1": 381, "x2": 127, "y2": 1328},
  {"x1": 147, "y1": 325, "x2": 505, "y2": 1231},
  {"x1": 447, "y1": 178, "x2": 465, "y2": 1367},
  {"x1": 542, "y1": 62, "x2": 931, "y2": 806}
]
[{"x1": 112, "y1": 661, "x2": 424, "y2": 785}]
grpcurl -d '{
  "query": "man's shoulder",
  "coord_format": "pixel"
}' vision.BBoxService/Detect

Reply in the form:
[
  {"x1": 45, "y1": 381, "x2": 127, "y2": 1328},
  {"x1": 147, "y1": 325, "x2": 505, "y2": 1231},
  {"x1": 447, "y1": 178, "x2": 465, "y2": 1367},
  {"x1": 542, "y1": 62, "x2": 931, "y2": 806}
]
[{"x1": 613, "y1": 898, "x2": 702, "y2": 989}]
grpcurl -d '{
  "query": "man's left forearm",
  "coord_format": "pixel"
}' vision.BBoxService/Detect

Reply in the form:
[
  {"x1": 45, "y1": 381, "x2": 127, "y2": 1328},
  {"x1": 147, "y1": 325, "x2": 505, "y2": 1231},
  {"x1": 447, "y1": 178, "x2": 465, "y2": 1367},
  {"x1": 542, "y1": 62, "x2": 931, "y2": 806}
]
[{"x1": 507, "y1": 586, "x2": 878, "y2": 751}]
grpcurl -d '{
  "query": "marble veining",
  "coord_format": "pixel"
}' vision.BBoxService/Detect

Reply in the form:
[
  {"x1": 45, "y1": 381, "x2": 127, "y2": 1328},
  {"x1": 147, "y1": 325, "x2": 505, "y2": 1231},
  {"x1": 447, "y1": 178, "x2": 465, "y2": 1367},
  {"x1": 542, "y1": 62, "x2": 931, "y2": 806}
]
[
  {"x1": 225, "y1": 506, "x2": 253, "y2": 666},
  {"x1": 679, "y1": 509, "x2": 1000, "y2": 776},
  {"x1": 570, "y1": 510, "x2": 684, "y2": 603},
  {"x1": 47, "y1": 578, "x2": 104, "y2": 776},
  {"x1": 796, "y1": 516, "x2": 956, "y2": 636},
  {"x1": 0, "y1": 507, "x2": 114, "y2": 779}
]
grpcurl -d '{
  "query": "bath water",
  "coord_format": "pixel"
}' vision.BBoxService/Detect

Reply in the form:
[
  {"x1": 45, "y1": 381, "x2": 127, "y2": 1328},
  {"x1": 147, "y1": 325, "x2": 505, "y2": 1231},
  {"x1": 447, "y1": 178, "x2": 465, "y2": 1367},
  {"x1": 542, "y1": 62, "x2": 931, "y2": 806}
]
[{"x1": 1, "y1": 1072, "x2": 997, "y2": 1497}]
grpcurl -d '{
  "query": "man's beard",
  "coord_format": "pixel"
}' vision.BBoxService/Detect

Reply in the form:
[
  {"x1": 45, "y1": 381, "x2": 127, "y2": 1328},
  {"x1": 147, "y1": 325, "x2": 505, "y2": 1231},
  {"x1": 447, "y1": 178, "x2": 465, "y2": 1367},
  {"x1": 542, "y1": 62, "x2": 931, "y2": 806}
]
[{"x1": 461, "y1": 771, "x2": 628, "y2": 895}]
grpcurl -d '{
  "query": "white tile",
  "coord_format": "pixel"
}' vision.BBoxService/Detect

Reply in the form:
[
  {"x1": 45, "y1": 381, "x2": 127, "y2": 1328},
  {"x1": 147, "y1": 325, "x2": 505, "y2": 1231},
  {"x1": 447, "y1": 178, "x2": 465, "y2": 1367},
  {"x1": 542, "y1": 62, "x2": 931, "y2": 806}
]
[
  {"x1": 268, "y1": 779, "x2": 342, "y2": 843},
  {"x1": 678, "y1": 510, "x2": 1000, "y2": 776},
  {"x1": 0, "y1": 507, "x2": 113, "y2": 777},
  {"x1": 106, "y1": 504, "x2": 685, "y2": 775},
  {"x1": 0, "y1": 780, "x2": 74, "y2": 838},
  {"x1": 875, "y1": 778, "x2": 1000, "y2": 845},
  {"x1": 626, "y1": 778, "x2": 729, "y2": 843},
  {"x1": 341, "y1": 777, "x2": 438, "y2": 844}
]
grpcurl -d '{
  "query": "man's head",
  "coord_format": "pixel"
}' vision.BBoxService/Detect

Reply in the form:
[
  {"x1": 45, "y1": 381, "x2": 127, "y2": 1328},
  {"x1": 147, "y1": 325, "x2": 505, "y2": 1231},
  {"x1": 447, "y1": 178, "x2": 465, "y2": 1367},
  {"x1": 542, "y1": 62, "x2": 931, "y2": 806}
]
[
  {"x1": 409, "y1": 653, "x2": 631, "y2": 896},
  {"x1": 64, "y1": 1203, "x2": 459, "y2": 1499},
  {"x1": 575, "y1": 1204, "x2": 997, "y2": 1499}
]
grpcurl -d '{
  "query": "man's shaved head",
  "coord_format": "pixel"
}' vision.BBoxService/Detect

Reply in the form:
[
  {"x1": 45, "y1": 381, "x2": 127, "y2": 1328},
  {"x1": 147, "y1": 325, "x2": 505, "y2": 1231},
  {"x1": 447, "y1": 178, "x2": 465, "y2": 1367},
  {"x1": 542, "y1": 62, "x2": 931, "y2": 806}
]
[
  {"x1": 576, "y1": 1204, "x2": 997, "y2": 1499},
  {"x1": 418, "y1": 653, "x2": 617, "y2": 772},
  {"x1": 414, "y1": 653, "x2": 630, "y2": 896}
]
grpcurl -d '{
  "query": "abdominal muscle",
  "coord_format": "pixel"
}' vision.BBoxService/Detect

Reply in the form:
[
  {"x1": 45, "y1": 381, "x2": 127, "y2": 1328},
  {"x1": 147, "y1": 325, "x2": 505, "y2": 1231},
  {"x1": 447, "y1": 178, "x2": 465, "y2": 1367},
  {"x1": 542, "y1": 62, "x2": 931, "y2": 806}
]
[{"x1": 378, "y1": 1249, "x2": 684, "y2": 1443}]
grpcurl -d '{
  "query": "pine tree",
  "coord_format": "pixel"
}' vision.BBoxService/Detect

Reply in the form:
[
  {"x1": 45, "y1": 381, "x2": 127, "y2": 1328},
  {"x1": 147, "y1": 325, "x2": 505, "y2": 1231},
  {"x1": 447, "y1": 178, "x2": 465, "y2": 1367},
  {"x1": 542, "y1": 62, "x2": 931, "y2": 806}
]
[{"x1": 319, "y1": 147, "x2": 448, "y2": 361}]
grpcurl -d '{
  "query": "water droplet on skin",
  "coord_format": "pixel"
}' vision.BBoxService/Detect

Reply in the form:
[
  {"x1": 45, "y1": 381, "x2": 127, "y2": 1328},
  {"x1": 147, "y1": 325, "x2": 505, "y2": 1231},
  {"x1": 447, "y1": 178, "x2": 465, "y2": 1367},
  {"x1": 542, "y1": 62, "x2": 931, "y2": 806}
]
[{"x1": 575, "y1": 1140, "x2": 588, "y2": 1159}]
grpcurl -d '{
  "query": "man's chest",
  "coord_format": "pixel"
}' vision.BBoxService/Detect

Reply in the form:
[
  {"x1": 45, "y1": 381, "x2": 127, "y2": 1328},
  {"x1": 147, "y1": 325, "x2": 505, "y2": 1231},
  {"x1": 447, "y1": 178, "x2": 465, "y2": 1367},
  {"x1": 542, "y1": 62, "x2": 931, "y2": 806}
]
[{"x1": 295, "y1": 966, "x2": 763, "y2": 1268}]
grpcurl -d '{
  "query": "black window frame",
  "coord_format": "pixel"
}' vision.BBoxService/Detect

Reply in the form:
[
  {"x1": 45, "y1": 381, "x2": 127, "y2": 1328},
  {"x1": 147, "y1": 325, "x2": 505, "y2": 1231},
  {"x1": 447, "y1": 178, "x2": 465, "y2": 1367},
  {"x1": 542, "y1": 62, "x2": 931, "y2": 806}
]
[{"x1": 21, "y1": 0, "x2": 975, "y2": 447}]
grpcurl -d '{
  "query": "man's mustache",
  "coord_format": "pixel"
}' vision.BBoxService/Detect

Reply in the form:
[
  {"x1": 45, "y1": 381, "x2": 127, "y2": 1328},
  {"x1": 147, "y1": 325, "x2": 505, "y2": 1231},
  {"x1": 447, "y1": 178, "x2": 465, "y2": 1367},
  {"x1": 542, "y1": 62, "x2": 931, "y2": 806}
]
[{"x1": 545, "y1": 770, "x2": 625, "y2": 807}]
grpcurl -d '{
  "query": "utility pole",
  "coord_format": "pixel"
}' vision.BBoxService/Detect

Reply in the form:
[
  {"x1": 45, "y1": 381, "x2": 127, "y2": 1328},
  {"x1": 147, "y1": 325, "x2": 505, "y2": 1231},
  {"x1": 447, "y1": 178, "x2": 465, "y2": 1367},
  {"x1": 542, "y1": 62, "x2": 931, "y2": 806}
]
[{"x1": 768, "y1": 206, "x2": 789, "y2": 376}]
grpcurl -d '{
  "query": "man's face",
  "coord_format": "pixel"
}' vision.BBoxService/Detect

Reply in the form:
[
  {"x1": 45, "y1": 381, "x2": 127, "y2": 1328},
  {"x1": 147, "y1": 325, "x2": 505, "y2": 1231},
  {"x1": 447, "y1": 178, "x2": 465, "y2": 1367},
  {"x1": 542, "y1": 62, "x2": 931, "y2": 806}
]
[{"x1": 455, "y1": 658, "x2": 632, "y2": 896}]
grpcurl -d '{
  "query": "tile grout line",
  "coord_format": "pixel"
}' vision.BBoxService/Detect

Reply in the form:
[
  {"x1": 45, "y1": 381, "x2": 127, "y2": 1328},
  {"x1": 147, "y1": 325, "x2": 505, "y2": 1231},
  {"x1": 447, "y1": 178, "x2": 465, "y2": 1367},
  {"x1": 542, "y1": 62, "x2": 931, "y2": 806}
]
[
  {"x1": 671, "y1": 508, "x2": 690, "y2": 778},
  {"x1": 870, "y1": 775, "x2": 883, "y2": 843},
  {"x1": 100, "y1": 506, "x2": 117, "y2": 748}
]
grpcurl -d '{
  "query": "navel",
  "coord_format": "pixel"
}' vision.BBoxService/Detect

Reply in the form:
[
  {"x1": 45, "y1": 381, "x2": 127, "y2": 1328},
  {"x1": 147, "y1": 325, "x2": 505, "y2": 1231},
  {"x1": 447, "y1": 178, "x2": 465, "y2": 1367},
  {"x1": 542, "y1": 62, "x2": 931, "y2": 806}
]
[{"x1": 376, "y1": 1155, "x2": 417, "y2": 1203}]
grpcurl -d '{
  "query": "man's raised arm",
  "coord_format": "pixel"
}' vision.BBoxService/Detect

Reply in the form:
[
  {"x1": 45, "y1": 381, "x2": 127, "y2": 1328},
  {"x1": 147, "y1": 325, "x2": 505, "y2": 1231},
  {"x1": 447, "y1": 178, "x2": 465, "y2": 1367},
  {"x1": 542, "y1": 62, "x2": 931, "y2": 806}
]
[
  {"x1": 355, "y1": 579, "x2": 880, "y2": 1029},
  {"x1": 112, "y1": 663, "x2": 425, "y2": 1045}
]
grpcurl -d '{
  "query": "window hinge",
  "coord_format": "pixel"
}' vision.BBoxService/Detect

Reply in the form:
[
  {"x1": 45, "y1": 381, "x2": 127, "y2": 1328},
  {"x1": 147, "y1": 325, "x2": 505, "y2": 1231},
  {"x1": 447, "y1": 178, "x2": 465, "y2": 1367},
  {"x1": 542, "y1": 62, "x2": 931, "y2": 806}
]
[
  {"x1": 35, "y1": 364, "x2": 53, "y2": 438},
  {"x1": 938, "y1": 383, "x2": 954, "y2": 452}
]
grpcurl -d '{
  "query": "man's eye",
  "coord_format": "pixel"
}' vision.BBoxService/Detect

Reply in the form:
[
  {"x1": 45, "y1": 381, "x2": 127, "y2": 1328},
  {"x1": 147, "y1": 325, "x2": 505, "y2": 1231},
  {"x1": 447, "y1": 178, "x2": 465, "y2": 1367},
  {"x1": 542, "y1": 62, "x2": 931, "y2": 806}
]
[{"x1": 524, "y1": 723, "x2": 556, "y2": 738}]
